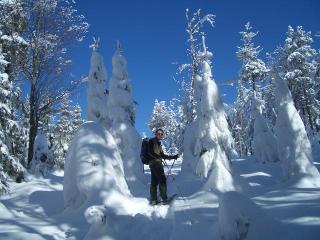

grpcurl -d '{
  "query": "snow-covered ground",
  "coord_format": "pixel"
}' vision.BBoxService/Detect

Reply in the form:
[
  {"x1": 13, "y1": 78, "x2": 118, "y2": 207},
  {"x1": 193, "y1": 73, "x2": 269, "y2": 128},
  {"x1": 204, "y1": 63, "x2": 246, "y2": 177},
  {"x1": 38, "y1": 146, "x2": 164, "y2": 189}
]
[{"x1": 1, "y1": 156, "x2": 320, "y2": 239}]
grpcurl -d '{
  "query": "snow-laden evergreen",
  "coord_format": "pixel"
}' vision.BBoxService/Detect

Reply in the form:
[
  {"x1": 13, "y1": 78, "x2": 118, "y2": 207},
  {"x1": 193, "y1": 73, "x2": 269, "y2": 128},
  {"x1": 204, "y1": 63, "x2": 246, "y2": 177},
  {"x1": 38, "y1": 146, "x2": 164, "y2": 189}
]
[
  {"x1": 178, "y1": 9, "x2": 215, "y2": 126},
  {"x1": 252, "y1": 95, "x2": 279, "y2": 163},
  {"x1": 63, "y1": 121, "x2": 130, "y2": 209},
  {"x1": 107, "y1": 41, "x2": 144, "y2": 186},
  {"x1": 87, "y1": 38, "x2": 109, "y2": 125},
  {"x1": 274, "y1": 26, "x2": 319, "y2": 136},
  {"x1": 0, "y1": 42, "x2": 24, "y2": 193},
  {"x1": 71, "y1": 103, "x2": 84, "y2": 136},
  {"x1": 233, "y1": 23, "x2": 269, "y2": 156},
  {"x1": 149, "y1": 99, "x2": 179, "y2": 154},
  {"x1": 53, "y1": 93, "x2": 73, "y2": 169},
  {"x1": 274, "y1": 73, "x2": 320, "y2": 186},
  {"x1": 182, "y1": 36, "x2": 237, "y2": 192}
]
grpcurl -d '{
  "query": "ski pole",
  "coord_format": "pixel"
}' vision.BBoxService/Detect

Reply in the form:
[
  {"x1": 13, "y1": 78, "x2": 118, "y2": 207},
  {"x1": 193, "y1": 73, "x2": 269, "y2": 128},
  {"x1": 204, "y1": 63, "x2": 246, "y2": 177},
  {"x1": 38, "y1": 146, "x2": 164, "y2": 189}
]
[
  {"x1": 162, "y1": 159, "x2": 175, "y2": 180},
  {"x1": 167, "y1": 158, "x2": 177, "y2": 178}
]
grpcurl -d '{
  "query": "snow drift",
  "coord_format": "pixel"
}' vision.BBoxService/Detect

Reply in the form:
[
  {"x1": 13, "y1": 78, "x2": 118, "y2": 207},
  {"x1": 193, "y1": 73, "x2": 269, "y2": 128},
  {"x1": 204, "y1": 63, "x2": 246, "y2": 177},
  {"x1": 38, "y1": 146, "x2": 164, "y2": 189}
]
[
  {"x1": 63, "y1": 121, "x2": 130, "y2": 209},
  {"x1": 219, "y1": 191, "x2": 283, "y2": 240}
]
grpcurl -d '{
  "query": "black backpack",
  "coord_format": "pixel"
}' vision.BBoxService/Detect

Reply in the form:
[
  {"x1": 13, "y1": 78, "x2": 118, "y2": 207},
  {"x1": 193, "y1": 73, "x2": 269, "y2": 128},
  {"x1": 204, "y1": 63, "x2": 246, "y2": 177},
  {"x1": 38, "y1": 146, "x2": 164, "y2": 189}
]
[{"x1": 140, "y1": 138, "x2": 150, "y2": 165}]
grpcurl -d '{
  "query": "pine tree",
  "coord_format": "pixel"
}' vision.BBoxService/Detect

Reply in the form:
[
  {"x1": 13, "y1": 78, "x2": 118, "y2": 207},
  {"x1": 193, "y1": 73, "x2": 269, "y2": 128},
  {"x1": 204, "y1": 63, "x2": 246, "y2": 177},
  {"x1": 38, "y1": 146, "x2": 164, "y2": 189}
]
[
  {"x1": 108, "y1": 41, "x2": 136, "y2": 125},
  {"x1": 87, "y1": 38, "x2": 109, "y2": 125},
  {"x1": 0, "y1": 42, "x2": 23, "y2": 193},
  {"x1": 182, "y1": 35, "x2": 237, "y2": 192},
  {"x1": 149, "y1": 99, "x2": 179, "y2": 154},
  {"x1": 235, "y1": 22, "x2": 268, "y2": 155},
  {"x1": 274, "y1": 73, "x2": 320, "y2": 185},
  {"x1": 71, "y1": 103, "x2": 84, "y2": 136},
  {"x1": 108, "y1": 41, "x2": 143, "y2": 186},
  {"x1": 274, "y1": 26, "x2": 318, "y2": 135},
  {"x1": 0, "y1": 0, "x2": 27, "y2": 81},
  {"x1": 53, "y1": 93, "x2": 73, "y2": 168},
  {"x1": 179, "y1": 9, "x2": 215, "y2": 125}
]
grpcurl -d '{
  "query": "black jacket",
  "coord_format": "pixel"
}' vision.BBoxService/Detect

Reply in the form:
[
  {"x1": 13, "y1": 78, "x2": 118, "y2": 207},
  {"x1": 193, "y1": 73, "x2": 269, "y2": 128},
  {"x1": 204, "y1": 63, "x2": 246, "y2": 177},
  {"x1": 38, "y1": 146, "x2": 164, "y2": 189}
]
[{"x1": 148, "y1": 137, "x2": 174, "y2": 165}]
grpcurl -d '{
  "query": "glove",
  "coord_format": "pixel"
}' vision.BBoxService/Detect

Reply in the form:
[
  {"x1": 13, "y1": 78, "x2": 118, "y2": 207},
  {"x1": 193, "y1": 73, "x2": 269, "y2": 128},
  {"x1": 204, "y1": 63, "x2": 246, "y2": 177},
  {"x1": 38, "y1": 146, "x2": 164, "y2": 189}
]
[{"x1": 172, "y1": 154, "x2": 179, "y2": 160}]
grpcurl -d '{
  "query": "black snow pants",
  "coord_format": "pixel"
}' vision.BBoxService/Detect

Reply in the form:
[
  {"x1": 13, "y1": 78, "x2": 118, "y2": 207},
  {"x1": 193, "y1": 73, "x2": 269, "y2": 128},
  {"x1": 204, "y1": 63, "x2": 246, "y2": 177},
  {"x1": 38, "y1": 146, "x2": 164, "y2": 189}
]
[{"x1": 150, "y1": 162, "x2": 167, "y2": 202}]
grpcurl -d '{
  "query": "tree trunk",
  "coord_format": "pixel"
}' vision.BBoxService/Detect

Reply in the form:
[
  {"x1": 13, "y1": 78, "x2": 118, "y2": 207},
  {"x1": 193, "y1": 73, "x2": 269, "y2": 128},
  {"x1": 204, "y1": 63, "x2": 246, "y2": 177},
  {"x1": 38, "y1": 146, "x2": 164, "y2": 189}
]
[{"x1": 27, "y1": 84, "x2": 38, "y2": 165}]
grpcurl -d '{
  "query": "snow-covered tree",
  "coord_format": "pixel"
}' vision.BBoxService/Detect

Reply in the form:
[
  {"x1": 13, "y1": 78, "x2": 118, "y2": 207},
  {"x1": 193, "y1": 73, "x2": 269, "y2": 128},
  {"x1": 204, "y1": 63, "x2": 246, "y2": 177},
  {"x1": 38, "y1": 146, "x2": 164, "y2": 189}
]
[
  {"x1": 234, "y1": 23, "x2": 269, "y2": 156},
  {"x1": 274, "y1": 73, "x2": 320, "y2": 186},
  {"x1": 237, "y1": 23, "x2": 268, "y2": 92},
  {"x1": 179, "y1": 9, "x2": 215, "y2": 125},
  {"x1": 71, "y1": 103, "x2": 84, "y2": 136},
  {"x1": 0, "y1": 42, "x2": 24, "y2": 193},
  {"x1": 0, "y1": 0, "x2": 27, "y2": 81},
  {"x1": 231, "y1": 77, "x2": 250, "y2": 156},
  {"x1": 53, "y1": 93, "x2": 73, "y2": 168},
  {"x1": 252, "y1": 96, "x2": 279, "y2": 163},
  {"x1": 108, "y1": 41, "x2": 143, "y2": 186},
  {"x1": 273, "y1": 26, "x2": 318, "y2": 135},
  {"x1": 20, "y1": 0, "x2": 88, "y2": 166},
  {"x1": 87, "y1": 38, "x2": 109, "y2": 125},
  {"x1": 182, "y1": 36, "x2": 237, "y2": 192},
  {"x1": 149, "y1": 99, "x2": 179, "y2": 154}
]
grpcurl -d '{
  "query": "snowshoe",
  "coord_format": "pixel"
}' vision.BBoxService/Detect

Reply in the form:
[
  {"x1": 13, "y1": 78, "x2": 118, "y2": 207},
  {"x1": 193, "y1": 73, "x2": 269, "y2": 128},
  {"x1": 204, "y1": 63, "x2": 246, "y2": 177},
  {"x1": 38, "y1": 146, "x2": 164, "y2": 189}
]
[{"x1": 158, "y1": 194, "x2": 177, "y2": 205}]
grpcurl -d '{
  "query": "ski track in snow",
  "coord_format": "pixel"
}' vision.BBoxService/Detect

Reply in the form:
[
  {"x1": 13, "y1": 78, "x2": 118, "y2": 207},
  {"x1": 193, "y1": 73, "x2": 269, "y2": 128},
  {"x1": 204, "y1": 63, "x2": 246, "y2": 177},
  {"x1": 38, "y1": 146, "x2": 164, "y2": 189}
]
[{"x1": 1, "y1": 158, "x2": 320, "y2": 239}]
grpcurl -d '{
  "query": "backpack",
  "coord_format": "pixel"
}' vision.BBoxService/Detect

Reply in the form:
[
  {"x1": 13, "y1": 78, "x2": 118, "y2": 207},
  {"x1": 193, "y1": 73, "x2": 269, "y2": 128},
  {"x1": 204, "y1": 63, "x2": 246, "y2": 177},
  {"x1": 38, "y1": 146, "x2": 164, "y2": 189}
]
[{"x1": 140, "y1": 138, "x2": 150, "y2": 165}]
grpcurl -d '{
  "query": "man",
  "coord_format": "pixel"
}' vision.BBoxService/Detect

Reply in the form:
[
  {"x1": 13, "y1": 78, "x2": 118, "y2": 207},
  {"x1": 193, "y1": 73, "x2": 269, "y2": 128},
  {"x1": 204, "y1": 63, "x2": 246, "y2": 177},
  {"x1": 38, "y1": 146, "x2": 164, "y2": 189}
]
[{"x1": 148, "y1": 128, "x2": 178, "y2": 205}]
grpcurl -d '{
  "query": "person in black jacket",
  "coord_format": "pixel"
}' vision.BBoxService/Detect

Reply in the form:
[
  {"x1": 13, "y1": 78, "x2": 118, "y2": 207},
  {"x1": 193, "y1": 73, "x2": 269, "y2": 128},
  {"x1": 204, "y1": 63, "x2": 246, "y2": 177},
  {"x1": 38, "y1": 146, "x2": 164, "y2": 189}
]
[{"x1": 148, "y1": 128, "x2": 178, "y2": 205}]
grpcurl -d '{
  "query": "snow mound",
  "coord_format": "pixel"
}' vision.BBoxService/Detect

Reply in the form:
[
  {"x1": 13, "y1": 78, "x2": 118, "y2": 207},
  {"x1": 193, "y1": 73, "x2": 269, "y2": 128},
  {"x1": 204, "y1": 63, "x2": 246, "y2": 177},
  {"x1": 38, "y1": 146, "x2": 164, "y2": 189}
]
[
  {"x1": 219, "y1": 191, "x2": 282, "y2": 240},
  {"x1": 63, "y1": 121, "x2": 130, "y2": 209}
]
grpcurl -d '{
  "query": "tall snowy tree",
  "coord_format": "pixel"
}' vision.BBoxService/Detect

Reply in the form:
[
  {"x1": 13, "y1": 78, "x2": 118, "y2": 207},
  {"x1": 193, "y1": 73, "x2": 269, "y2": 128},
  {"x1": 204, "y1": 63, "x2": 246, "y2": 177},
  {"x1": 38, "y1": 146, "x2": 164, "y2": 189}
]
[
  {"x1": 87, "y1": 38, "x2": 109, "y2": 125},
  {"x1": 179, "y1": 9, "x2": 215, "y2": 125},
  {"x1": 234, "y1": 22, "x2": 268, "y2": 156},
  {"x1": 19, "y1": 0, "x2": 88, "y2": 166},
  {"x1": 182, "y1": 35, "x2": 237, "y2": 192},
  {"x1": 53, "y1": 93, "x2": 73, "y2": 168},
  {"x1": 0, "y1": 0, "x2": 28, "y2": 167},
  {"x1": 273, "y1": 26, "x2": 318, "y2": 136},
  {"x1": 252, "y1": 97, "x2": 279, "y2": 163},
  {"x1": 231, "y1": 77, "x2": 250, "y2": 156},
  {"x1": 0, "y1": 0, "x2": 27, "y2": 81},
  {"x1": 149, "y1": 99, "x2": 179, "y2": 155},
  {"x1": 0, "y1": 43, "x2": 24, "y2": 193},
  {"x1": 274, "y1": 73, "x2": 320, "y2": 186},
  {"x1": 71, "y1": 103, "x2": 84, "y2": 136},
  {"x1": 108, "y1": 41, "x2": 143, "y2": 187}
]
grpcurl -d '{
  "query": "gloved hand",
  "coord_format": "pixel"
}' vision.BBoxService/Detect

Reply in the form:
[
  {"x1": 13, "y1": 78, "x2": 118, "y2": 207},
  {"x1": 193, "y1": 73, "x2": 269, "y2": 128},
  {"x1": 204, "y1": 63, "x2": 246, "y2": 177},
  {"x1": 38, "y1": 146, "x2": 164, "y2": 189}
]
[{"x1": 172, "y1": 154, "x2": 179, "y2": 160}]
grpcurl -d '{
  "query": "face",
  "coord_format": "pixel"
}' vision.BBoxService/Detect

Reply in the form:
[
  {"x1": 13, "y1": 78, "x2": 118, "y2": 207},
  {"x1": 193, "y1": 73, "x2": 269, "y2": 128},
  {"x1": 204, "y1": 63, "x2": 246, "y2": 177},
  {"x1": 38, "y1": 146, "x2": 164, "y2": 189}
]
[{"x1": 155, "y1": 130, "x2": 164, "y2": 140}]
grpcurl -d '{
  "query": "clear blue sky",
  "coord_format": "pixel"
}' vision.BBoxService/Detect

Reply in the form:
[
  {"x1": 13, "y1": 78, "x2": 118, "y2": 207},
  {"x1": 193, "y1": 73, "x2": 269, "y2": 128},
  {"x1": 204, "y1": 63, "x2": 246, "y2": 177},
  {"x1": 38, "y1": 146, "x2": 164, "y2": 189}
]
[{"x1": 70, "y1": 0, "x2": 320, "y2": 135}]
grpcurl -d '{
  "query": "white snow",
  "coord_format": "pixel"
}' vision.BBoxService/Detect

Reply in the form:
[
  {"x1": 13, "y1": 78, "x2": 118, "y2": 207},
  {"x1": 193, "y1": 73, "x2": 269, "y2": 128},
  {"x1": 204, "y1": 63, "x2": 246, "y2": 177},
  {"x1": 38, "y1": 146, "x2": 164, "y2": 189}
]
[{"x1": 1, "y1": 154, "x2": 320, "y2": 239}]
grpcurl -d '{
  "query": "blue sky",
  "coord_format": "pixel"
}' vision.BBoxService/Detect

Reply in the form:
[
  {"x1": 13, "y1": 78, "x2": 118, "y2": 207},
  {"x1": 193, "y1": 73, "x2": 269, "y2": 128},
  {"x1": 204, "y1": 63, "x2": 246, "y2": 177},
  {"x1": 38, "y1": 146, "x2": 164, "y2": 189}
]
[{"x1": 70, "y1": 0, "x2": 320, "y2": 135}]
